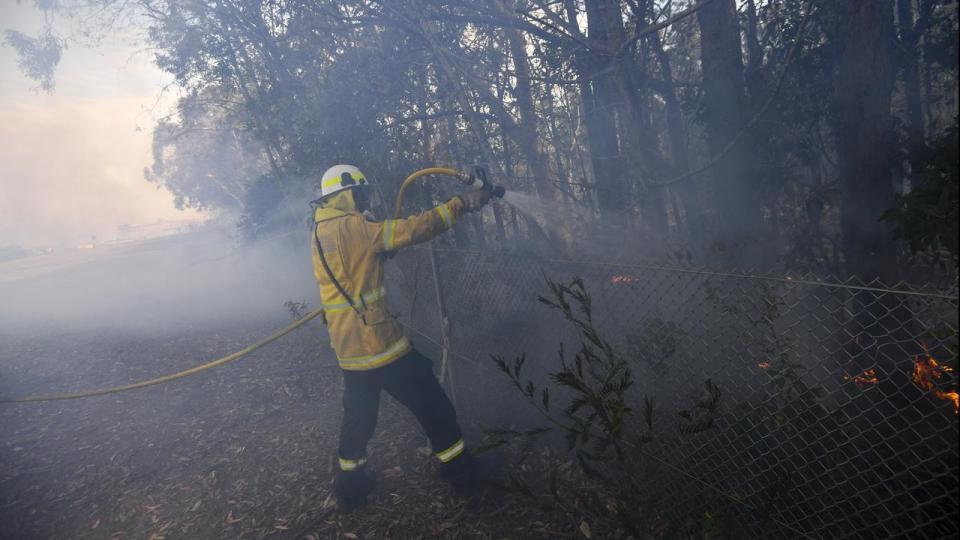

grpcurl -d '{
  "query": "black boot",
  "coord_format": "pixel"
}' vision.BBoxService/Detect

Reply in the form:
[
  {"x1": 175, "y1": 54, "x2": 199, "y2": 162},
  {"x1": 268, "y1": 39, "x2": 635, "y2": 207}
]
[{"x1": 335, "y1": 467, "x2": 377, "y2": 512}]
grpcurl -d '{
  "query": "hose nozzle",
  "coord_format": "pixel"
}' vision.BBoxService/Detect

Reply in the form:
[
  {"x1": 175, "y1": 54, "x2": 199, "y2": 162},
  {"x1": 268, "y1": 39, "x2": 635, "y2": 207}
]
[{"x1": 463, "y1": 165, "x2": 506, "y2": 198}]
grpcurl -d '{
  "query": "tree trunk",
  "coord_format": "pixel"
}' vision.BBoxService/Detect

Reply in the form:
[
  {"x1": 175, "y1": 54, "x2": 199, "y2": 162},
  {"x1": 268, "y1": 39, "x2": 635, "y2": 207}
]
[
  {"x1": 696, "y1": 0, "x2": 764, "y2": 265},
  {"x1": 898, "y1": 0, "x2": 925, "y2": 153},
  {"x1": 497, "y1": 0, "x2": 552, "y2": 201},
  {"x1": 626, "y1": 4, "x2": 671, "y2": 235},
  {"x1": 833, "y1": 0, "x2": 915, "y2": 408},
  {"x1": 744, "y1": 0, "x2": 765, "y2": 102},
  {"x1": 916, "y1": 0, "x2": 938, "y2": 136},
  {"x1": 576, "y1": 0, "x2": 631, "y2": 214},
  {"x1": 501, "y1": 139, "x2": 522, "y2": 238},
  {"x1": 648, "y1": 11, "x2": 689, "y2": 172},
  {"x1": 646, "y1": 1, "x2": 697, "y2": 235},
  {"x1": 833, "y1": 0, "x2": 898, "y2": 284},
  {"x1": 444, "y1": 109, "x2": 472, "y2": 247}
]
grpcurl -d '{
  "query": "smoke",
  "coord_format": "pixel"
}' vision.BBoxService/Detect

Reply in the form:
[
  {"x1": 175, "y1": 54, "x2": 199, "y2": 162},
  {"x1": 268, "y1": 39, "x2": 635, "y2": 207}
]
[
  {"x1": 0, "y1": 225, "x2": 318, "y2": 335},
  {"x1": 499, "y1": 188, "x2": 682, "y2": 265}
]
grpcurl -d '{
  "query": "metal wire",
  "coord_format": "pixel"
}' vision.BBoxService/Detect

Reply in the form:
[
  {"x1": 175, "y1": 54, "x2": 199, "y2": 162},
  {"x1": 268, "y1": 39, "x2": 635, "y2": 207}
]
[
  {"x1": 397, "y1": 297, "x2": 817, "y2": 538},
  {"x1": 414, "y1": 246, "x2": 959, "y2": 300},
  {"x1": 387, "y1": 245, "x2": 959, "y2": 539}
]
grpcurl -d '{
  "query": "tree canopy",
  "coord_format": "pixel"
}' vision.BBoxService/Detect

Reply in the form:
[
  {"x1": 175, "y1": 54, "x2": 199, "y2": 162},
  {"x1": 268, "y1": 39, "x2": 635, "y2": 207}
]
[{"x1": 6, "y1": 0, "x2": 959, "y2": 276}]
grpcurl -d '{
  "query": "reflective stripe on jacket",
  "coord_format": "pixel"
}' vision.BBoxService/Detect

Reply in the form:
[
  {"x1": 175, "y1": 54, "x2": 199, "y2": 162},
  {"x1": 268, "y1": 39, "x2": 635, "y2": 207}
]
[{"x1": 311, "y1": 195, "x2": 466, "y2": 370}]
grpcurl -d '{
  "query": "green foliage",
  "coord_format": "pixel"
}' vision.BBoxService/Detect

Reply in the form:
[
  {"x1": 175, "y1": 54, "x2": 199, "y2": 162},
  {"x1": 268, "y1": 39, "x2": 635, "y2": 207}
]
[
  {"x1": 882, "y1": 120, "x2": 959, "y2": 263},
  {"x1": 495, "y1": 277, "x2": 638, "y2": 459},
  {"x1": 8, "y1": 0, "x2": 958, "y2": 276},
  {"x1": 488, "y1": 277, "x2": 727, "y2": 535},
  {"x1": 146, "y1": 91, "x2": 265, "y2": 213},
  {"x1": 3, "y1": 28, "x2": 61, "y2": 93},
  {"x1": 236, "y1": 174, "x2": 285, "y2": 239}
]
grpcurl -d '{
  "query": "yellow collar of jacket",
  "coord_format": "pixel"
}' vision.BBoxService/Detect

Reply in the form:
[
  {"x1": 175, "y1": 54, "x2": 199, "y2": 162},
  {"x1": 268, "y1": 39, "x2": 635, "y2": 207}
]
[
  {"x1": 315, "y1": 190, "x2": 358, "y2": 222},
  {"x1": 315, "y1": 207, "x2": 354, "y2": 222}
]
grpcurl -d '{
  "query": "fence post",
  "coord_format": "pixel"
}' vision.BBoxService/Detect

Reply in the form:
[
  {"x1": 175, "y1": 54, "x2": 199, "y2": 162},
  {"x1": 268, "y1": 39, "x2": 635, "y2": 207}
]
[{"x1": 428, "y1": 244, "x2": 457, "y2": 407}]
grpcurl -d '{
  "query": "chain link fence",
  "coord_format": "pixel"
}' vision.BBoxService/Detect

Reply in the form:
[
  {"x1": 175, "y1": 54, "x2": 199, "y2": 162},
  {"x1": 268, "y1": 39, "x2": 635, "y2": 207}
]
[{"x1": 385, "y1": 244, "x2": 958, "y2": 539}]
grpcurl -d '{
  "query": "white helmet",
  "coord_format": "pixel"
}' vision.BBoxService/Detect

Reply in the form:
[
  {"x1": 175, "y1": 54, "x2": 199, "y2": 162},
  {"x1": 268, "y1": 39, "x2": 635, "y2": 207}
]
[{"x1": 317, "y1": 164, "x2": 369, "y2": 200}]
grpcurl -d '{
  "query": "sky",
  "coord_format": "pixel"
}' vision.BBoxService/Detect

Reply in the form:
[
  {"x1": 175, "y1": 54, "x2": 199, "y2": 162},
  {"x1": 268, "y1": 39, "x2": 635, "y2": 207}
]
[{"x1": 0, "y1": 2, "x2": 203, "y2": 249}]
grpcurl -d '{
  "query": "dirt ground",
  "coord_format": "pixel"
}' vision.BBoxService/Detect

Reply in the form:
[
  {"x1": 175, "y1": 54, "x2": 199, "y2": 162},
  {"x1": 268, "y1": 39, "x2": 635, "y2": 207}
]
[{"x1": 0, "y1": 317, "x2": 580, "y2": 540}]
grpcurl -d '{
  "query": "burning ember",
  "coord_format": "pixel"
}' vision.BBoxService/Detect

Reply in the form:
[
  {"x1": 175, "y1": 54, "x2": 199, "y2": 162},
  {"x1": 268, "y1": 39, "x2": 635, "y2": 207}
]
[
  {"x1": 610, "y1": 274, "x2": 637, "y2": 285},
  {"x1": 757, "y1": 362, "x2": 771, "y2": 370},
  {"x1": 842, "y1": 368, "x2": 879, "y2": 388},
  {"x1": 912, "y1": 348, "x2": 959, "y2": 415}
]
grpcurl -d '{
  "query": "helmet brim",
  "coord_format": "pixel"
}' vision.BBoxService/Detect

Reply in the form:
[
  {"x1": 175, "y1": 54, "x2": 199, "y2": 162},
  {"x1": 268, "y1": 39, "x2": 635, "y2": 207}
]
[{"x1": 314, "y1": 183, "x2": 368, "y2": 200}]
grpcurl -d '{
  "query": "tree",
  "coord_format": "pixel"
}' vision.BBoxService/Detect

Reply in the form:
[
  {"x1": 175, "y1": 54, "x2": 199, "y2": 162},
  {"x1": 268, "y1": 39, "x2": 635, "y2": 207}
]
[
  {"x1": 4, "y1": 0, "x2": 955, "y2": 272},
  {"x1": 696, "y1": 0, "x2": 765, "y2": 265},
  {"x1": 832, "y1": 0, "x2": 899, "y2": 284}
]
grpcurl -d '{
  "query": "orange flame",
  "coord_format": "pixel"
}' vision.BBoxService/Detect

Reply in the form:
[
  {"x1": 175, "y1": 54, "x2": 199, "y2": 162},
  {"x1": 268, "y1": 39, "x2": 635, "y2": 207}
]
[
  {"x1": 842, "y1": 368, "x2": 879, "y2": 388},
  {"x1": 912, "y1": 348, "x2": 959, "y2": 415},
  {"x1": 940, "y1": 391, "x2": 960, "y2": 415},
  {"x1": 610, "y1": 274, "x2": 637, "y2": 285}
]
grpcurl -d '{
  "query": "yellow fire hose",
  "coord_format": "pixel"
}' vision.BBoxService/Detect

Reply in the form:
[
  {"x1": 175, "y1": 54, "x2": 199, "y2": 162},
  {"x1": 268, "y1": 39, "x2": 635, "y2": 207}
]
[
  {"x1": 393, "y1": 167, "x2": 465, "y2": 219},
  {"x1": 0, "y1": 167, "x2": 480, "y2": 404},
  {"x1": 0, "y1": 309, "x2": 324, "y2": 403}
]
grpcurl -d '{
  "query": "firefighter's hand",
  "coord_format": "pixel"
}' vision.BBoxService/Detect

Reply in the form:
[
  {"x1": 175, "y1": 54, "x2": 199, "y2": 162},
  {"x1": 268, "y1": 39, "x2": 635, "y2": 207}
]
[{"x1": 459, "y1": 189, "x2": 492, "y2": 212}]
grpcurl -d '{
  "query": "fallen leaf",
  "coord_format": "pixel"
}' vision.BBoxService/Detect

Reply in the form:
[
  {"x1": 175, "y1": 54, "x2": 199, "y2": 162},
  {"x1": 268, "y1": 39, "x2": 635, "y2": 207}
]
[
  {"x1": 224, "y1": 511, "x2": 242, "y2": 524},
  {"x1": 579, "y1": 520, "x2": 592, "y2": 538}
]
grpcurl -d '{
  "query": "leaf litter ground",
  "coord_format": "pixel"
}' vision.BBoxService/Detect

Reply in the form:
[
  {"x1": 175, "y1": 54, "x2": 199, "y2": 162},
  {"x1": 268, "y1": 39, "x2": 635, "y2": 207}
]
[{"x1": 0, "y1": 317, "x2": 583, "y2": 539}]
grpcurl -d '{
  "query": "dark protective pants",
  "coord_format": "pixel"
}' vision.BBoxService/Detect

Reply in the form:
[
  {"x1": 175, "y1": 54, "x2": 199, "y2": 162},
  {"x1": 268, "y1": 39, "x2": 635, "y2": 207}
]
[{"x1": 338, "y1": 348, "x2": 464, "y2": 467}]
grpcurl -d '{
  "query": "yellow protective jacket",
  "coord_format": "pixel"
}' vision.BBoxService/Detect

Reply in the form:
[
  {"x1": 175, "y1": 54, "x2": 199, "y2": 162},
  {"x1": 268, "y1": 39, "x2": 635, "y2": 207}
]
[{"x1": 311, "y1": 191, "x2": 466, "y2": 371}]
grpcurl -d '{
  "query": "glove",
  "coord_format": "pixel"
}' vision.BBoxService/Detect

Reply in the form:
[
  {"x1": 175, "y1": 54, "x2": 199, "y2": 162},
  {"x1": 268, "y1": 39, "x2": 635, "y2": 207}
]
[{"x1": 459, "y1": 189, "x2": 492, "y2": 212}]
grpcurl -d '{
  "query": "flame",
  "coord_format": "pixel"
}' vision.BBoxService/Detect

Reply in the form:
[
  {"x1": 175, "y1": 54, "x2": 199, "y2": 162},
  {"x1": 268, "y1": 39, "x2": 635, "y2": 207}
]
[
  {"x1": 610, "y1": 274, "x2": 637, "y2": 284},
  {"x1": 842, "y1": 368, "x2": 879, "y2": 388},
  {"x1": 912, "y1": 347, "x2": 959, "y2": 415},
  {"x1": 757, "y1": 362, "x2": 771, "y2": 370},
  {"x1": 940, "y1": 391, "x2": 960, "y2": 415}
]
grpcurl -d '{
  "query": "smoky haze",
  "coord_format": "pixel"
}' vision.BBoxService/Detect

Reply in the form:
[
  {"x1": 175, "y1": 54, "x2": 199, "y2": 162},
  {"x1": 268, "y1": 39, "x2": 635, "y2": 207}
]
[
  {"x1": 1, "y1": 0, "x2": 957, "y2": 539},
  {"x1": 0, "y1": 226, "x2": 317, "y2": 334}
]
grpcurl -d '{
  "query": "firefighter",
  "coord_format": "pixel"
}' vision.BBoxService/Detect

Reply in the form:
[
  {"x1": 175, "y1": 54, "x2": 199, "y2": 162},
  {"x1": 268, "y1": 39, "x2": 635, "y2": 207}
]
[{"x1": 310, "y1": 164, "x2": 491, "y2": 511}]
